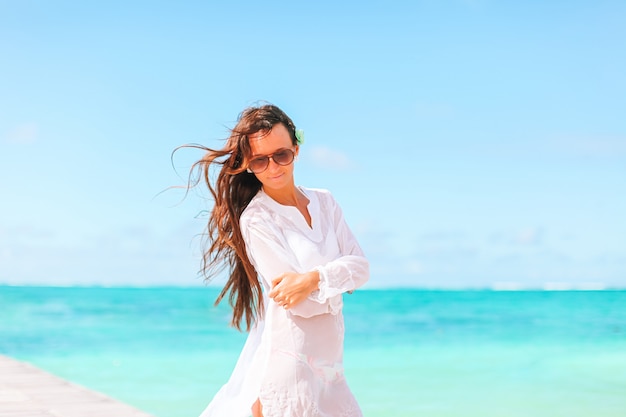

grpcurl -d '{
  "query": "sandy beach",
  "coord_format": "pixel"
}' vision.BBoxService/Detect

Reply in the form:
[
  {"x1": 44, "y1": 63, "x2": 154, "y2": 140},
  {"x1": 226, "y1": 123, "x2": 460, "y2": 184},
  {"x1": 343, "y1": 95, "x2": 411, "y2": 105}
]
[{"x1": 0, "y1": 354, "x2": 154, "y2": 417}]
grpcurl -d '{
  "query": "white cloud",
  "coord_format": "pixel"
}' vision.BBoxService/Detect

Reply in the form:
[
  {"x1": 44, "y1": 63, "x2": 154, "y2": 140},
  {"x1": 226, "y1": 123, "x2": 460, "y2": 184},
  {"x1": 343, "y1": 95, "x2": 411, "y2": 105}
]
[
  {"x1": 3, "y1": 219, "x2": 624, "y2": 288},
  {"x1": 550, "y1": 134, "x2": 626, "y2": 157},
  {"x1": 405, "y1": 259, "x2": 424, "y2": 275},
  {"x1": 307, "y1": 146, "x2": 355, "y2": 170},
  {"x1": 514, "y1": 227, "x2": 543, "y2": 245},
  {"x1": 0, "y1": 222, "x2": 200, "y2": 286},
  {"x1": 4, "y1": 123, "x2": 38, "y2": 144},
  {"x1": 489, "y1": 227, "x2": 544, "y2": 246}
]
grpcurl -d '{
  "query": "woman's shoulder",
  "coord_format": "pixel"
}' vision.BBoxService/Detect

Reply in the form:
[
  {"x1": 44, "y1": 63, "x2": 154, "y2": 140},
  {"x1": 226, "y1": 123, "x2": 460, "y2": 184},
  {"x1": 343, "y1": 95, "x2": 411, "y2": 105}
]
[
  {"x1": 301, "y1": 186, "x2": 334, "y2": 200},
  {"x1": 302, "y1": 187, "x2": 338, "y2": 209},
  {"x1": 241, "y1": 193, "x2": 265, "y2": 223},
  {"x1": 241, "y1": 191, "x2": 280, "y2": 228}
]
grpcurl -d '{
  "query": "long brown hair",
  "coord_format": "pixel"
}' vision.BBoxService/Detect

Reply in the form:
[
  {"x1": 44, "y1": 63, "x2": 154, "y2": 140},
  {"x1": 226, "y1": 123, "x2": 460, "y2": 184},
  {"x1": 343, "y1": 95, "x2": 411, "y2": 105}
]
[{"x1": 182, "y1": 104, "x2": 298, "y2": 331}]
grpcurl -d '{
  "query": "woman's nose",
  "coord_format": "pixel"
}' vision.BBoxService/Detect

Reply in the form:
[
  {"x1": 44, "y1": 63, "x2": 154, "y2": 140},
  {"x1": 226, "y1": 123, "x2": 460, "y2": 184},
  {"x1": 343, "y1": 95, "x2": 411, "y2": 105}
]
[{"x1": 267, "y1": 156, "x2": 281, "y2": 170}]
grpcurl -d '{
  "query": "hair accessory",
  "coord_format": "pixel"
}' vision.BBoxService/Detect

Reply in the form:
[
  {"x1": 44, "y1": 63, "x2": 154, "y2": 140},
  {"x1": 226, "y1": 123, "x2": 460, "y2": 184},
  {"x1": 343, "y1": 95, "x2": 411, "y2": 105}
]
[{"x1": 295, "y1": 129, "x2": 305, "y2": 145}]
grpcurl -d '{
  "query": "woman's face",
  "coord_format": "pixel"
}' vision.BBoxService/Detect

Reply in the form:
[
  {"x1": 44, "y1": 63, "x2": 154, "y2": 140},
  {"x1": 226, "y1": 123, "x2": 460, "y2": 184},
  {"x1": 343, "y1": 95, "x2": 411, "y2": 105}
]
[{"x1": 247, "y1": 123, "x2": 298, "y2": 192}]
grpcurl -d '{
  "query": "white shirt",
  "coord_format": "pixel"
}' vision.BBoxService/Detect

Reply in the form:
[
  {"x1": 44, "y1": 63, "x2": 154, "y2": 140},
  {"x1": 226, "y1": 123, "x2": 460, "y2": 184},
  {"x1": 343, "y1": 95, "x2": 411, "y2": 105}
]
[{"x1": 200, "y1": 187, "x2": 369, "y2": 417}]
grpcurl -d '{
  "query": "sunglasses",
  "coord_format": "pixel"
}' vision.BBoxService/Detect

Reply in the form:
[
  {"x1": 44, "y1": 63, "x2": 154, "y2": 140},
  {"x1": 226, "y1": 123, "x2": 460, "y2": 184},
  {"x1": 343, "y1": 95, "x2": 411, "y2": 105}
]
[{"x1": 247, "y1": 148, "x2": 296, "y2": 174}]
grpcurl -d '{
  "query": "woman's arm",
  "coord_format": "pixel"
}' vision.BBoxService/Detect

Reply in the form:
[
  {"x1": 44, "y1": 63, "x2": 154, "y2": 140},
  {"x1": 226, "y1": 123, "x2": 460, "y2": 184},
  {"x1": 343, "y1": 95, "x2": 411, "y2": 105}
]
[
  {"x1": 306, "y1": 192, "x2": 369, "y2": 307},
  {"x1": 240, "y1": 193, "x2": 369, "y2": 317},
  {"x1": 241, "y1": 216, "x2": 331, "y2": 317}
]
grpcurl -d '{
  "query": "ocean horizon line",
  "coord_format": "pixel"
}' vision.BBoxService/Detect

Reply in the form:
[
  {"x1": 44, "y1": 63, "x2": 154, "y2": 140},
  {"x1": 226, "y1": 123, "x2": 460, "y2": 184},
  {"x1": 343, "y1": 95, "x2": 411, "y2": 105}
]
[{"x1": 1, "y1": 282, "x2": 623, "y2": 291}]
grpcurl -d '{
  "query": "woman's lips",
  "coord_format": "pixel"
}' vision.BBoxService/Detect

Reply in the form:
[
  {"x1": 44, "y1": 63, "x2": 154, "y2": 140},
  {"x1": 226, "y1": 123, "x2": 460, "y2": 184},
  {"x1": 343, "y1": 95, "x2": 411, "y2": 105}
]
[{"x1": 268, "y1": 172, "x2": 284, "y2": 180}]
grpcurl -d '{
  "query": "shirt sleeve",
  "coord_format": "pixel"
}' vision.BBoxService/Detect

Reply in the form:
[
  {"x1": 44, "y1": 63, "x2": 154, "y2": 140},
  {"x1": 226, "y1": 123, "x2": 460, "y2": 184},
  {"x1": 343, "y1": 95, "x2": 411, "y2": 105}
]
[
  {"x1": 241, "y1": 212, "x2": 332, "y2": 318},
  {"x1": 308, "y1": 191, "x2": 370, "y2": 311}
]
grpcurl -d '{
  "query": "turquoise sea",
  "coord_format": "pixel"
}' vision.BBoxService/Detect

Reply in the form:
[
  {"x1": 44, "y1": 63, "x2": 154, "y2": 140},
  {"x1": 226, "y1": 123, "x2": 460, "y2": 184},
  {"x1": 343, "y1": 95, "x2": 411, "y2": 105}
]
[{"x1": 1, "y1": 286, "x2": 625, "y2": 417}]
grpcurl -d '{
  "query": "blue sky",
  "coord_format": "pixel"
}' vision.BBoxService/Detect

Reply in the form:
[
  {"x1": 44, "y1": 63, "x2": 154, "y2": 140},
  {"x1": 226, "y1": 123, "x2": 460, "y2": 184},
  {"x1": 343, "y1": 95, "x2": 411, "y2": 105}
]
[{"x1": 1, "y1": 0, "x2": 624, "y2": 288}]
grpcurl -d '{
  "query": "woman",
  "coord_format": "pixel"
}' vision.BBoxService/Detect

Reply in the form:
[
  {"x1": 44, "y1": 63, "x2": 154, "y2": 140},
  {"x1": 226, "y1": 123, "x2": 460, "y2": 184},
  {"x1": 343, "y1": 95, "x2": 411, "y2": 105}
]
[{"x1": 188, "y1": 104, "x2": 369, "y2": 417}]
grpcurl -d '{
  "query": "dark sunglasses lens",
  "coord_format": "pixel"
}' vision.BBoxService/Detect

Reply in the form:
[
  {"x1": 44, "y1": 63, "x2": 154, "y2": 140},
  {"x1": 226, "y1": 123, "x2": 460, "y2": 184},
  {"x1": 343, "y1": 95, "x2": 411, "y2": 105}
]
[
  {"x1": 249, "y1": 157, "x2": 269, "y2": 173},
  {"x1": 274, "y1": 150, "x2": 294, "y2": 165}
]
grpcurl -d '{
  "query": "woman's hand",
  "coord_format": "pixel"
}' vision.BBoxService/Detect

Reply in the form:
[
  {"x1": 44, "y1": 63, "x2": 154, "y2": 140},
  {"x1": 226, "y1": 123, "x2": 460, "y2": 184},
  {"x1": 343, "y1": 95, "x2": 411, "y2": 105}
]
[{"x1": 269, "y1": 270, "x2": 320, "y2": 310}]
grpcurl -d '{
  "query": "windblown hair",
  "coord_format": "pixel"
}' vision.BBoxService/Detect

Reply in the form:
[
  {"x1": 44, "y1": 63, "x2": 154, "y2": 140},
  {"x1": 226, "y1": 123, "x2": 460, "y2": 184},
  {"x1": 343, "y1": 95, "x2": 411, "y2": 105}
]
[{"x1": 182, "y1": 104, "x2": 298, "y2": 331}]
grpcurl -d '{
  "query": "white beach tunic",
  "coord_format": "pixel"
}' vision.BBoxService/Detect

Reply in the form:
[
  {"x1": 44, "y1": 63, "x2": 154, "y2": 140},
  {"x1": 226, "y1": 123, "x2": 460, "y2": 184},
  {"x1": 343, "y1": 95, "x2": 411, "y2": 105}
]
[{"x1": 199, "y1": 187, "x2": 369, "y2": 417}]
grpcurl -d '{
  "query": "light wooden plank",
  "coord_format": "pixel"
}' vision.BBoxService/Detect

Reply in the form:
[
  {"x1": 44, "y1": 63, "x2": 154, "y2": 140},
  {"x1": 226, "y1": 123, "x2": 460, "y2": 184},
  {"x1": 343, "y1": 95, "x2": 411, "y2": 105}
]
[{"x1": 0, "y1": 355, "x2": 156, "y2": 417}]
